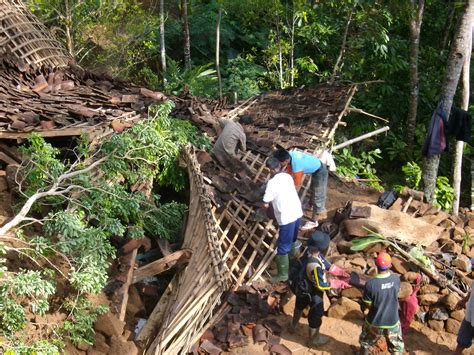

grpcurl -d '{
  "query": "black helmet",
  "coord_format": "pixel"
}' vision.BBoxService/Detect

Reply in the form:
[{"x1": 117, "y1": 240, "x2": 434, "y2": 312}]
[{"x1": 307, "y1": 230, "x2": 330, "y2": 252}]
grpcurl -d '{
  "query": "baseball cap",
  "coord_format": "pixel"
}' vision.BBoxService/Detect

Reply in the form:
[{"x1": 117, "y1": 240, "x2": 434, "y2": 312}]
[
  {"x1": 307, "y1": 230, "x2": 330, "y2": 252},
  {"x1": 375, "y1": 252, "x2": 392, "y2": 270}
]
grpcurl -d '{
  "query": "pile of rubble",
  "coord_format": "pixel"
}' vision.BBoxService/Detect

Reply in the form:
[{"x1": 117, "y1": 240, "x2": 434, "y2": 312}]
[{"x1": 324, "y1": 191, "x2": 473, "y2": 337}]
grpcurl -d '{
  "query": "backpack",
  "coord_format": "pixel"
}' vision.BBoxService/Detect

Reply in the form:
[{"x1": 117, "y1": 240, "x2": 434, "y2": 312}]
[
  {"x1": 288, "y1": 257, "x2": 317, "y2": 302},
  {"x1": 377, "y1": 189, "x2": 398, "y2": 209}
]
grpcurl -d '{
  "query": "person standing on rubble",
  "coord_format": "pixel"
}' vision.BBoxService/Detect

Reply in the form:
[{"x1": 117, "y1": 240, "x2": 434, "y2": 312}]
[
  {"x1": 273, "y1": 148, "x2": 329, "y2": 230},
  {"x1": 454, "y1": 259, "x2": 474, "y2": 354},
  {"x1": 290, "y1": 230, "x2": 332, "y2": 347},
  {"x1": 261, "y1": 157, "x2": 303, "y2": 283},
  {"x1": 359, "y1": 252, "x2": 404, "y2": 355},
  {"x1": 211, "y1": 115, "x2": 253, "y2": 167}
]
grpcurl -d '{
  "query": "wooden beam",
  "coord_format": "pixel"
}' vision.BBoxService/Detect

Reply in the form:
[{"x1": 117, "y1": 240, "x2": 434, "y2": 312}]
[
  {"x1": 332, "y1": 126, "x2": 390, "y2": 151},
  {"x1": 132, "y1": 249, "x2": 192, "y2": 284},
  {"x1": 117, "y1": 248, "x2": 138, "y2": 322},
  {"x1": 0, "y1": 127, "x2": 95, "y2": 139}
]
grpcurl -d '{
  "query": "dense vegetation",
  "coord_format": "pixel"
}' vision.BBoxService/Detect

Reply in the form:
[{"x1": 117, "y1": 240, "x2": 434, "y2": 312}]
[{"x1": 27, "y1": 0, "x2": 473, "y2": 207}]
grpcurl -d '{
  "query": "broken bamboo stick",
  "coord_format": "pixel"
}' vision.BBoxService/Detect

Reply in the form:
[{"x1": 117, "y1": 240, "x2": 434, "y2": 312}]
[{"x1": 117, "y1": 248, "x2": 138, "y2": 322}]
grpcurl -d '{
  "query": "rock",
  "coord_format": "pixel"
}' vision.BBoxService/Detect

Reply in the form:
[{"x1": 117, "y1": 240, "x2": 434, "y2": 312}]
[
  {"x1": 442, "y1": 240, "x2": 462, "y2": 255},
  {"x1": 365, "y1": 243, "x2": 384, "y2": 253},
  {"x1": 94, "y1": 312, "x2": 125, "y2": 338},
  {"x1": 337, "y1": 239, "x2": 354, "y2": 254},
  {"x1": 77, "y1": 342, "x2": 90, "y2": 351},
  {"x1": 427, "y1": 319, "x2": 445, "y2": 331},
  {"x1": 444, "y1": 293, "x2": 462, "y2": 311},
  {"x1": 281, "y1": 294, "x2": 296, "y2": 316},
  {"x1": 391, "y1": 257, "x2": 409, "y2": 274},
  {"x1": 323, "y1": 292, "x2": 331, "y2": 311},
  {"x1": 429, "y1": 307, "x2": 449, "y2": 321},
  {"x1": 425, "y1": 241, "x2": 439, "y2": 253},
  {"x1": 341, "y1": 287, "x2": 363, "y2": 299},
  {"x1": 350, "y1": 257, "x2": 366, "y2": 268},
  {"x1": 420, "y1": 285, "x2": 440, "y2": 294},
  {"x1": 451, "y1": 310, "x2": 465, "y2": 322},
  {"x1": 90, "y1": 332, "x2": 109, "y2": 354},
  {"x1": 127, "y1": 286, "x2": 146, "y2": 318},
  {"x1": 446, "y1": 318, "x2": 461, "y2": 334},
  {"x1": 0, "y1": 176, "x2": 7, "y2": 192},
  {"x1": 467, "y1": 247, "x2": 474, "y2": 258},
  {"x1": 63, "y1": 343, "x2": 86, "y2": 355},
  {"x1": 440, "y1": 219, "x2": 456, "y2": 229},
  {"x1": 402, "y1": 272, "x2": 420, "y2": 283},
  {"x1": 449, "y1": 215, "x2": 465, "y2": 227},
  {"x1": 327, "y1": 297, "x2": 363, "y2": 320},
  {"x1": 453, "y1": 225, "x2": 466, "y2": 238},
  {"x1": 398, "y1": 282, "x2": 413, "y2": 300},
  {"x1": 419, "y1": 293, "x2": 442, "y2": 306},
  {"x1": 452, "y1": 254, "x2": 471, "y2": 272},
  {"x1": 440, "y1": 288, "x2": 450, "y2": 296},
  {"x1": 109, "y1": 335, "x2": 138, "y2": 355}
]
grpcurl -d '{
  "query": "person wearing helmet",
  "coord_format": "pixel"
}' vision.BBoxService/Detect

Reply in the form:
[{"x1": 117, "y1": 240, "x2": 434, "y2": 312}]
[
  {"x1": 359, "y1": 252, "x2": 404, "y2": 355},
  {"x1": 262, "y1": 157, "x2": 303, "y2": 283},
  {"x1": 290, "y1": 230, "x2": 331, "y2": 346}
]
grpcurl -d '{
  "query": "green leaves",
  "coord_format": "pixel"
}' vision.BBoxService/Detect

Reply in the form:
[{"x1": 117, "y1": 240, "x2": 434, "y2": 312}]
[{"x1": 350, "y1": 235, "x2": 388, "y2": 251}]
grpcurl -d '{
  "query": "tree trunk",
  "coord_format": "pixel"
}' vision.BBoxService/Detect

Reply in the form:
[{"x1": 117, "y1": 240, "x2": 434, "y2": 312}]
[
  {"x1": 64, "y1": 0, "x2": 74, "y2": 56},
  {"x1": 216, "y1": 6, "x2": 223, "y2": 99},
  {"x1": 406, "y1": 0, "x2": 425, "y2": 149},
  {"x1": 329, "y1": 2, "x2": 357, "y2": 85},
  {"x1": 160, "y1": 0, "x2": 167, "y2": 78},
  {"x1": 453, "y1": 24, "x2": 472, "y2": 214},
  {"x1": 422, "y1": 1, "x2": 474, "y2": 203},
  {"x1": 182, "y1": 0, "x2": 191, "y2": 70},
  {"x1": 441, "y1": 0, "x2": 456, "y2": 52}
]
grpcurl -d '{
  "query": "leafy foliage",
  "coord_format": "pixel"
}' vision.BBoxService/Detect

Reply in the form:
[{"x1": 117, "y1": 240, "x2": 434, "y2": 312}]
[{"x1": 334, "y1": 147, "x2": 383, "y2": 190}]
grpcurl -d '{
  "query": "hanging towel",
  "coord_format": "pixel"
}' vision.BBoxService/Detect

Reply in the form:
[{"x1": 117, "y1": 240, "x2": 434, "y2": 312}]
[{"x1": 422, "y1": 104, "x2": 448, "y2": 156}]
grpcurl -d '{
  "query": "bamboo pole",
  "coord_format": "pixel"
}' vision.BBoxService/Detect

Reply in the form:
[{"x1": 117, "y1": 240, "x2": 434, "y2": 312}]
[{"x1": 332, "y1": 126, "x2": 390, "y2": 151}]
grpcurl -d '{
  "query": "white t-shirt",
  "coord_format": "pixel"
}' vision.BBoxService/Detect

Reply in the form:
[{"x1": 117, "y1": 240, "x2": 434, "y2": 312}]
[
  {"x1": 263, "y1": 172, "x2": 303, "y2": 226},
  {"x1": 465, "y1": 280, "x2": 474, "y2": 325}
]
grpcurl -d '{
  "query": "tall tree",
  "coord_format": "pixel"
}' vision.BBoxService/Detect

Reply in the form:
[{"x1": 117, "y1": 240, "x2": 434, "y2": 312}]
[
  {"x1": 216, "y1": 5, "x2": 223, "y2": 99},
  {"x1": 160, "y1": 0, "x2": 167, "y2": 78},
  {"x1": 453, "y1": 24, "x2": 472, "y2": 214},
  {"x1": 422, "y1": 0, "x2": 474, "y2": 203},
  {"x1": 406, "y1": 0, "x2": 425, "y2": 149},
  {"x1": 182, "y1": 0, "x2": 191, "y2": 70}
]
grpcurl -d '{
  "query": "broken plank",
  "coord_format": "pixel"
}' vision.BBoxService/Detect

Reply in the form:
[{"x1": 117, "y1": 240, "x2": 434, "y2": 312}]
[
  {"x1": 0, "y1": 152, "x2": 18, "y2": 165},
  {"x1": 132, "y1": 249, "x2": 192, "y2": 284},
  {"x1": 0, "y1": 127, "x2": 95, "y2": 139}
]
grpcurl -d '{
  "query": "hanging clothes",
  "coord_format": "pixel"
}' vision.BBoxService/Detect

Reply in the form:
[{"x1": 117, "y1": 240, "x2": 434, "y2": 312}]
[
  {"x1": 448, "y1": 106, "x2": 472, "y2": 143},
  {"x1": 422, "y1": 104, "x2": 449, "y2": 157}
]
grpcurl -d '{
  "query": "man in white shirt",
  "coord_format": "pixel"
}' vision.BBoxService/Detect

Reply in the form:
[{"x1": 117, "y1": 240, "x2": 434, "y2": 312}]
[
  {"x1": 262, "y1": 157, "x2": 303, "y2": 283},
  {"x1": 455, "y1": 268, "x2": 474, "y2": 354}
]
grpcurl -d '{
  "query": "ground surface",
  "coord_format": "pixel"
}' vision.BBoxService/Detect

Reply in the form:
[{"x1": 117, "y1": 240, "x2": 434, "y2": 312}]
[{"x1": 227, "y1": 176, "x2": 459, "y2": 355}]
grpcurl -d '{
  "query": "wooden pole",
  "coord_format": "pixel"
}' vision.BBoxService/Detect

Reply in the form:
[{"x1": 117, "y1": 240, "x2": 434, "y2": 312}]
[{"x1": 332, "y1": 126, "x2": 390, "y2": 151}]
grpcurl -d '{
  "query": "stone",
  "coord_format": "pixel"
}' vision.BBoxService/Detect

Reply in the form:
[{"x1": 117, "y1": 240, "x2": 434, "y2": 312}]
[
  {"x1": 451, "y1": 310, "x2": 465, "y2": 322},
  {"x1": 94, "y1": 312, "x2": 125, "y2": 338},
  {"x1": 442, "y1": 240, "x2": 462, "y2": 255},
  {"x1": 402, "y1": 272, "x2": 420, "y2": 283},
  {"x1": 440, "y1": 219, "x2": 456, "y2": 229},
  {"x1": 350, "y1": 257, "x2": 367, "y2": 268},
  {"x1": 446, "y1": 318, "x2": 461, "y2": 334},
  {"x1": 449, "y1": 215, "x2": 465, "y2": 227},
  {"x1": 109, "y1": 335, "x2": 138, "y2": 355},
  {"x1": 444, "y1": 293, "x2": 462, "y2": 311},
  {"x1": 429, "y1": 307, "x2": 449, "y2": 321},
  {"x1": 391, "y1": 257, "x2": 409, "y2": 274},
  {"x1": 419, "y1": 293, "x2": 442, "y2": 306},
  {"x1": 91, "y1": 332, "x2": 109, "y2": 354},
  {"x1": 398, "y1": 282, "x2": 413, "y2": 300},
  {"x1": 337, "y1": 239, "x2": 354, "y2": 254},
  {"x1": 281, "y1": 294, "x2": 296, "y2": 316},
  {"x1": 365, "y1": 243, "x2": 384, "y2": 253},
  {"x1": 440, "y1": 288, "x2": 450, "y2": 296},
  {"x1": 420, "y1": 285, "x2": 440, "y2": 294},
  {"x1": 127, "y1": 286, "x2": 146, "y2": 318},
  {"x1": 425, "y1": 241, "x2": 439, "y2": 253},
  {"x1": 427, "y1": 320, "x2": 445, "y2": 332},
  {"x1": 327, "y1": 296, "x2": 363, "y2": 320},
  {"x1": 341, "y1": 287, "x2": 363, "y2": 299},
  {"x1": 77, "y1": 342, "x2": 90, "y2": 351},
  {"x1": 452, "y1": 254, "x2": 471, "y2": 272}
]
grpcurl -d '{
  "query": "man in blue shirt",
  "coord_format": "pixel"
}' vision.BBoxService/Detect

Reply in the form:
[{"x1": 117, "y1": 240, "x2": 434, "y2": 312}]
[{"x1": 274, "y1": 149, "x2": 328, "y2": 230}]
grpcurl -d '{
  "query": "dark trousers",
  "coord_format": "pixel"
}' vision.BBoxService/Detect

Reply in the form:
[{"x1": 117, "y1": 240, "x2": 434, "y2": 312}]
[
  {"x1": 295, "y1": 292, "x2": 324, "y2": 329},
  {"x1": 277, "y1": 217, "x2": 301, "y2": 255},
  {"x1": 311, "y1": 164, "x2": 328, "y2": 214}
]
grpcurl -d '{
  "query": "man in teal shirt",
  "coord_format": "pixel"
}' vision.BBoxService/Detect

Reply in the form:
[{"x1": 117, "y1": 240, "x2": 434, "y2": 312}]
[{"x1": 274, "y1": 149, "x2": 328, "y2": 230}]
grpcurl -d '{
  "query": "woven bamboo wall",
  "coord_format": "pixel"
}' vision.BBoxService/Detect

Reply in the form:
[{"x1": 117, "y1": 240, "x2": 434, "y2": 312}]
[
  {"x1": 147, "y1": 86, "x2": 357, "y2": 354},
  {"x1": 0, "y1": 0, "x2": 71, "y2": 67}
]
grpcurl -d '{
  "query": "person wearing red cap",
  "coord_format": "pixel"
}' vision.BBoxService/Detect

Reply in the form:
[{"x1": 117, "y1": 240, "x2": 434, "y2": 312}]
[{"x1": 359, "y1": 252, "x2": 404, "y2": 355}]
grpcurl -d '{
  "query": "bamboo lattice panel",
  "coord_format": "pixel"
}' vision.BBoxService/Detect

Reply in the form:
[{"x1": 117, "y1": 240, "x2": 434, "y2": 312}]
[{"x1": 0, "y1": 0, "x2": 71, "y2": 67}]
